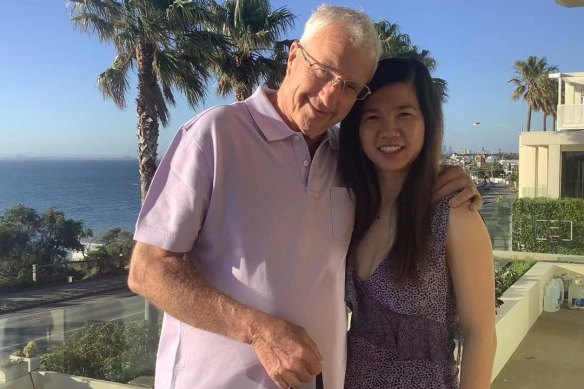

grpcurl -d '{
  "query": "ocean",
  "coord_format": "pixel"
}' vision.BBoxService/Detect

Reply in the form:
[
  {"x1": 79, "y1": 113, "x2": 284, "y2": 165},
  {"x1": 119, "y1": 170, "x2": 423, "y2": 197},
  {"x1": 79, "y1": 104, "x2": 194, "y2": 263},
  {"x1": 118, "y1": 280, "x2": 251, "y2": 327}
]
[{"x1": 0, "y1": 160, "x2": 142, "y2": 235}]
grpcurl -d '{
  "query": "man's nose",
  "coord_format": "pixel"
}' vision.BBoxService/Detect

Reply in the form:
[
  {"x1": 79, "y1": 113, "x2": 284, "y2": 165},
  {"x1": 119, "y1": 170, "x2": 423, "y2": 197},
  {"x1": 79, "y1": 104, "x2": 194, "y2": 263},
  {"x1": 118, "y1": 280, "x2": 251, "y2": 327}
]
[{"x1": 318, "y1": 81, "x2": 342, "y2": 109}]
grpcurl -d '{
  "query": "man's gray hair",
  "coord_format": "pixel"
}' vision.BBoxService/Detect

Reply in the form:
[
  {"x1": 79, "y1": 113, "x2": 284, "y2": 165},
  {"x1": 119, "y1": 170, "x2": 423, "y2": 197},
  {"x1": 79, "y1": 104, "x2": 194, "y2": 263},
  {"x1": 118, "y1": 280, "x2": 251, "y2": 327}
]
[{"x1": 299, "y1": 5, "x2": 381, "y2": 62}]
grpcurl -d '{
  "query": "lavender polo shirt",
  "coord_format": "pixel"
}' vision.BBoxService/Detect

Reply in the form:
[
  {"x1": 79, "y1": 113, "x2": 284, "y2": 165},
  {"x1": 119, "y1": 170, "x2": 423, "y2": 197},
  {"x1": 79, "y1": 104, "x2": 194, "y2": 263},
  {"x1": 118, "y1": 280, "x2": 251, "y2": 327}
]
[{"x1": 134, "y1": 87, "x2": 354, "y2": 389}]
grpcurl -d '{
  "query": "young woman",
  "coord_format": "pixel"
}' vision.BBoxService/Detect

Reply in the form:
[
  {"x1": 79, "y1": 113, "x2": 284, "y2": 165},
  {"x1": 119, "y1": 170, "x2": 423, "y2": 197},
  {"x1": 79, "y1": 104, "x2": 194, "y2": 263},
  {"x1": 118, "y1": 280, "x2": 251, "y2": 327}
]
[{"x1": 339, "y1": 58, "x2": 496, "y2": 389}]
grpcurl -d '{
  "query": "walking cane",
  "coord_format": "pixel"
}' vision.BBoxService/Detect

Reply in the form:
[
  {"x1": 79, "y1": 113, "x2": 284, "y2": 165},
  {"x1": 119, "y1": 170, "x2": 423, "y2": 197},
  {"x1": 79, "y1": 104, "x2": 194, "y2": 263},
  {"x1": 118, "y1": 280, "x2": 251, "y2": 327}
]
[{"x1": 316, "y1": 373, "x2": 323, "y2": 389}]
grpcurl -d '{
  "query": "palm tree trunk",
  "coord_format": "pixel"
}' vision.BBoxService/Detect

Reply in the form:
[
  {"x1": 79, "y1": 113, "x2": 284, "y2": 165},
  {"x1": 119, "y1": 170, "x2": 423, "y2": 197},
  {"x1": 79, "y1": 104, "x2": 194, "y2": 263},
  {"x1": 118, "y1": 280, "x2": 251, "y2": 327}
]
[
  {"x1": 136, "y1": 41, "x2": 159, "y2": 203},
  {"x1": 235, "y1": 88, "x2": 246, "y2": 102},
  {"x1": 235, "y1": 83, "x2": 252, "y2": 101},
  {"x1": 543, "y1": 113, "x2": 547, "y2": 132},
  {"x1": 526, "y1": 106, "x2": 532, "y2": 132},
  {"x1": 136, "y1": 107, "x2": 159, "y2": 202},
  {"x1": 136, "y1": 40, "x2": 160, "y2": 327}
]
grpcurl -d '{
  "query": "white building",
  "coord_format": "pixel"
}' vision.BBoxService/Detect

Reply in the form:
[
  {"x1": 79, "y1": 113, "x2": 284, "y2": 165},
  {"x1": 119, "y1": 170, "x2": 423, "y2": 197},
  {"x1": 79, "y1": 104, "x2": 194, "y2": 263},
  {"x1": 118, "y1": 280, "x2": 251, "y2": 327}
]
[
  {"x1": 65, "y1": 242, "x2": 103, "y2": 261},
  {"x1": 500, "y1": 159, "x2": 519, "y2": 175},
  {"x1": 518, "y1": 72, "x2": 584, "y2": 198}
]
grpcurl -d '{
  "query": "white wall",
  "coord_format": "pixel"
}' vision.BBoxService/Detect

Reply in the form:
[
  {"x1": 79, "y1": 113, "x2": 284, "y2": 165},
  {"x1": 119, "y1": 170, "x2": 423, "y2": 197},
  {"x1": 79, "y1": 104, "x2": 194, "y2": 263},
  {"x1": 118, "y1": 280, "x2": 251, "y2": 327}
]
[
  {"x1": 0, "y1": 371, "x2": 144, "y2": 389},
  {"x1": 493, "y1": 262, "x2": 556, "y2": 379},
  {"x1": 492, "y1": 262, "x2": 584, "y2": 381},
  {"x1": 519, "y1": 131, "x2": 584, "y2": 199}
]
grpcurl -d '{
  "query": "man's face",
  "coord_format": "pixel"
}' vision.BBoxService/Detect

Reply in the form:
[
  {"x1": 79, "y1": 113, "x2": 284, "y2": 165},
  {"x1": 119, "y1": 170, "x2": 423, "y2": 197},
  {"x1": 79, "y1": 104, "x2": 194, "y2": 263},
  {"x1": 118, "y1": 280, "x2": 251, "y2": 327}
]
[{"x1": 281, "y1": 24, "x2": 377, "y2": 140}]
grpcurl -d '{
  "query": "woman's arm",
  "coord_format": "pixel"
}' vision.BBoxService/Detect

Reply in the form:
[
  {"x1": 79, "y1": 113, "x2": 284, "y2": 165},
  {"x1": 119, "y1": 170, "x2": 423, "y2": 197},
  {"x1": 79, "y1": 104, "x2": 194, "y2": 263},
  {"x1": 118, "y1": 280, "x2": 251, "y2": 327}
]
[{"x1": 446, "y1": 206, "x2": 497, "y2": 389}]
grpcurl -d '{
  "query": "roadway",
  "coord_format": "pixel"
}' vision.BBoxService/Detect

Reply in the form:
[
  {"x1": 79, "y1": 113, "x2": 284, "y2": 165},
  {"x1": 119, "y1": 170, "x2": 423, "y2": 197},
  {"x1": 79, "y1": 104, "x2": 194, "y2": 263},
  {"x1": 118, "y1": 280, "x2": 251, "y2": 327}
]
[
  {"x1": 478, "y1": 182, "x2": 517, "y2": 251},
  {"x1": 0, "y1": 290, "x2": 145, "y2": 360}
]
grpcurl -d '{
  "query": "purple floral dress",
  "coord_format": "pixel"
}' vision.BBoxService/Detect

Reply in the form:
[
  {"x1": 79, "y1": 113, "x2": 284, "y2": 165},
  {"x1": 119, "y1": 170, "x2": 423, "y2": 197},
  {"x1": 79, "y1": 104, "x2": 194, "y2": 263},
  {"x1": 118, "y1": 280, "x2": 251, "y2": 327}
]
[{"x1": 345, "y1": 198, "x2": 461, "y2": 389}]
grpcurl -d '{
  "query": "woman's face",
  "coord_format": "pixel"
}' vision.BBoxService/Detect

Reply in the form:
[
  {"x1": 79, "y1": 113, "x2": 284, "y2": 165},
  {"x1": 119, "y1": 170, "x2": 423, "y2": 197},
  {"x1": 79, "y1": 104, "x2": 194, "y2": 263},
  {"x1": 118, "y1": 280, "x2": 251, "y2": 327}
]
[{"x1": 358, "y1": 82, "x2": 425, "y2": 176}]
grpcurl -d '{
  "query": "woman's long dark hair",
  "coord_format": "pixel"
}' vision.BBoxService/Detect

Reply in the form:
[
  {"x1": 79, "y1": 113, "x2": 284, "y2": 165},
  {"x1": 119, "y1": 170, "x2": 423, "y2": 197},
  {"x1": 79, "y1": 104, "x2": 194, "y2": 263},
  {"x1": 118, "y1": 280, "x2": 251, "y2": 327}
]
[{"x1": 339, "y1": 57, "x2": 444, "y2": 282}]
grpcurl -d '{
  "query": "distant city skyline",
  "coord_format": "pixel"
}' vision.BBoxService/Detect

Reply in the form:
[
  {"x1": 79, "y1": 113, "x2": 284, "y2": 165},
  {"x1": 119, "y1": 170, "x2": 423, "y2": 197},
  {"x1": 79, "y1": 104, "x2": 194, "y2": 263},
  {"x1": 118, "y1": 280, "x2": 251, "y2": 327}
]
[{"x1": 1, "y1": 1, "x2": 583, "y2": 158}]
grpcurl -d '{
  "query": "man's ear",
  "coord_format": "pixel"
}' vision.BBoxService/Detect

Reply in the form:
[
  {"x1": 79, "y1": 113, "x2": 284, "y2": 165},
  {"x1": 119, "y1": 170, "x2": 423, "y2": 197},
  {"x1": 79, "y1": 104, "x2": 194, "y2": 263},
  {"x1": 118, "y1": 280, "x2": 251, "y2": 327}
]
[{"x1": 286, "y1": 41, "x2": 300, "y2": 76}]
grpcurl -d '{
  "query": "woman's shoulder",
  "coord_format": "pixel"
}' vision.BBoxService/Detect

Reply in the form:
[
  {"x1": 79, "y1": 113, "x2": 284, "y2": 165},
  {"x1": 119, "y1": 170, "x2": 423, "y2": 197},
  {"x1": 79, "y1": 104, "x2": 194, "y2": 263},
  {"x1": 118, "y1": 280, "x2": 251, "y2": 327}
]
[
  {"x1": 430, "y1": 194, "x2": 456, "y2": 236},
  {"x1": 446, "y1": 201, "x2": 491, "y2": 256}
]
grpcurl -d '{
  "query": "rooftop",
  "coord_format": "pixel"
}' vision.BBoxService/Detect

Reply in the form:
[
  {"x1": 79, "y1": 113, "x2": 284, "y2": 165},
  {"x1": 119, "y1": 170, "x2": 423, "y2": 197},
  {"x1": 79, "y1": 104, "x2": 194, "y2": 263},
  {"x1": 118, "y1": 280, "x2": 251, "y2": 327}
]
[{"x1": 492, "y1": 309, "x2": 584, "y2": 388}]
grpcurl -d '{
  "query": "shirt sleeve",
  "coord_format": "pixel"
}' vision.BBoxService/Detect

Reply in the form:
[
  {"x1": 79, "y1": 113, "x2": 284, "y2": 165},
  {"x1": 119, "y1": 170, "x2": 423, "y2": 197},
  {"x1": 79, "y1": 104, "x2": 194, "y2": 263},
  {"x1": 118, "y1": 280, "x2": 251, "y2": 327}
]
[{"x1": 134, "y1": 120, "x2": 213, "y2": 253}]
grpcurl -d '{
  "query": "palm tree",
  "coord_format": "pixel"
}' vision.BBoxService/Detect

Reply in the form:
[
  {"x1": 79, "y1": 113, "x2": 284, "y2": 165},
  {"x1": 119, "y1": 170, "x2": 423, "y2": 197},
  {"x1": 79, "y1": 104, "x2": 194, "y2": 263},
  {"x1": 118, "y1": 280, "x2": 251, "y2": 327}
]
[
  {"x1": 68, "y1": 0, "x2": 228, "y2": 326},
  {"x1": 540, "y1": 77, "x2": 559, "y2": 131},
  {"x1": 375, "y1": 20, "x2": 412, "y2": 58},
  {"x1": 375, "y1": 20, "x2": 448, "y2": 102},
  {"x1": 68, "y1": 0, "x2": 228, "y2": 201},
  {"x1": 264, "y1": 39, "x2": 295, "y2": 90},
  {"x1": 211, "y1": 0, "x2": 295, "y2": 101},
  {"x1": 509, "y1": 56, "x2": 557, "y2": 132}
]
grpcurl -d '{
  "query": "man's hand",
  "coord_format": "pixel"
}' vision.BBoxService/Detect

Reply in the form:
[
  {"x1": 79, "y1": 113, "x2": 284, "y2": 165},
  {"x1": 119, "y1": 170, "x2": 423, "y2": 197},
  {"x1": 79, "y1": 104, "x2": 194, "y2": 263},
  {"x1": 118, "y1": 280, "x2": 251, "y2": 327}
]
[
  {"x1": 130, "y1": 242, "x2": 321, "y2": 388},
  {"x1": 433, "y1": 165, "x2": 482, "y2": 211},
  {"x1": 250, "y1": 314, "x2": 323, "y2": 389}
]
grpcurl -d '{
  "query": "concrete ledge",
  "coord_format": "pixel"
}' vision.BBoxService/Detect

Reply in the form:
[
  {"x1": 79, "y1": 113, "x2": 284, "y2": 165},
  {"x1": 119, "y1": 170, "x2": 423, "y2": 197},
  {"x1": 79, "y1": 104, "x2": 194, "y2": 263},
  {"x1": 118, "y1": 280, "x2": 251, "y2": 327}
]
[
  {"x1": 493, "y1": 261, "x2": 584, "y2": 381},
  {"x1": 0, "y1": 371, "x2": 145, "y2": 389},
  {"x1": 493, "y1": 250, "x2": 584, "y2": 264}
]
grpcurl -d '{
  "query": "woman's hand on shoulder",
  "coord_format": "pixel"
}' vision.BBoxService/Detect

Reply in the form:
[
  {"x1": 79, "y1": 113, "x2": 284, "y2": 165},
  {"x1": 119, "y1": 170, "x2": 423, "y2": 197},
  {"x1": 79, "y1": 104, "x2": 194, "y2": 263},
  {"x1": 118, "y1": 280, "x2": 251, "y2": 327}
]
[{"x1": 433, "y1": 166, "x2": 482, "y2": 211}]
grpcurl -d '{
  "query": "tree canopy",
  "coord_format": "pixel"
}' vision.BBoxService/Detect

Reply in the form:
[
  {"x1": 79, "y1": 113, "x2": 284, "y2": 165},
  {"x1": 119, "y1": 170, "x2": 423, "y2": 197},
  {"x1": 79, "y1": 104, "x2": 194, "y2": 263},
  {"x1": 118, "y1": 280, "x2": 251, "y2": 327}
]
[
  {"x1": 375, "y1": 20, "x2": 448, "y2": 102},
  {"x1": 509, "y1": 56, "x2": 558, "y2": 132},
  {"x1": 0, "y1": 204, "x2": 92, "y2": 280},
  {"x1": 68, "y1": 0, "x2": 230, "y2": 201},
  {"x1": 210, "y1": 0, "x2": 296, "y2": 101}
]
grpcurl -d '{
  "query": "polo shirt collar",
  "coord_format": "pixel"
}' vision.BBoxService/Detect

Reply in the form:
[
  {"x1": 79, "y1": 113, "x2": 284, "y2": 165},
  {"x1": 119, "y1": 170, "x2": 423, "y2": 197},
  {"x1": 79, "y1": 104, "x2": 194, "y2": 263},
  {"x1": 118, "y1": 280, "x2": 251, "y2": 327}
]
[
  {"x1": 245, "y1": 86, "x2": 339, "y2": 151},
  {"x1": 245, "y1": 86, "x2": 295, "y2": 142}
]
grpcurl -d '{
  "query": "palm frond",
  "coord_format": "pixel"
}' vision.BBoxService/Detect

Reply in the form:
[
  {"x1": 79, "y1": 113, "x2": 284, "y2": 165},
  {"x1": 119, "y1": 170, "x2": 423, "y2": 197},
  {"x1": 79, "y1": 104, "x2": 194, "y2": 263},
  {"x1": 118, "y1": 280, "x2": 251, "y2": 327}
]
[
  {"x1": 375, "y1": 20, "x2": 412, "y2": 59},
  {"x1": 432, "y1": 78, "x2": 449, "y2": 103},
  {"x1": 209, "y1": 0, "x2": 295, "y2": 99},
  {"x1": 179, "y1": 30, "x2": 231, "y2": 57},
  {"x1": 68, "y1": 0, "x2": 125, "y2": 23},
  {"x1": 265, "y1": 7, "x2": 296, "y2": 37},
  {"x1": 166, "y1": 0, "x2": 223, "y2": 33},
  {"x1": 113, "y1": 30, "x2": 139, "y2": 56},
  {"x1": 154, "y1": 50, "x2": 177, "y2": 106},
  {"x1": 97, "y1": 53, "x2": 132, "y2": 108},
  {"x1": 155, "y1": 49, "x2": 210, "y2": 108},
  {"x1": 70, "y1": 12, "x2": 118, "y2": 42},
  {"x1": 510, "y1": 56, "x2": 557, "y2": 114},
  {"x1": 264, "y1": 39, "x2": 292, "y2": 89}
]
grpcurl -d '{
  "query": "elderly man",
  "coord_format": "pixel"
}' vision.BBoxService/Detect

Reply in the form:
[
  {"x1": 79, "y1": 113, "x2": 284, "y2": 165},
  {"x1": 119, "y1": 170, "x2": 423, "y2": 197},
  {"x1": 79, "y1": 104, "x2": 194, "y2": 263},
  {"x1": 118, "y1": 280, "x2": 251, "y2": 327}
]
[{"x1": 129, "y1": 5, "x2": 479, "y2": 389}]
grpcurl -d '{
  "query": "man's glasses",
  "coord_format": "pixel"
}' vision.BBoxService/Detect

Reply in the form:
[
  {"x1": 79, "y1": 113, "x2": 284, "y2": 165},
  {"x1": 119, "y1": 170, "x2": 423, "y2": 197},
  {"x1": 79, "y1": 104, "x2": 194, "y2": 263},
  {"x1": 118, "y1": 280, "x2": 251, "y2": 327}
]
[{"x1": 297, "y1": 42, "x2": 371, "y2": 101}]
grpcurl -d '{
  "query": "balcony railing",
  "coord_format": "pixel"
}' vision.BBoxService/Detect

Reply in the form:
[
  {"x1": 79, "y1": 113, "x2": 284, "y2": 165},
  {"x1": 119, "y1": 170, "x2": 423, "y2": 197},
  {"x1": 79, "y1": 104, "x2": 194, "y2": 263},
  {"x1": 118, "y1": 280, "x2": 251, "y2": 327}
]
[{"x1": 557, "y1": 104, "x2": 584, "y2": 130}]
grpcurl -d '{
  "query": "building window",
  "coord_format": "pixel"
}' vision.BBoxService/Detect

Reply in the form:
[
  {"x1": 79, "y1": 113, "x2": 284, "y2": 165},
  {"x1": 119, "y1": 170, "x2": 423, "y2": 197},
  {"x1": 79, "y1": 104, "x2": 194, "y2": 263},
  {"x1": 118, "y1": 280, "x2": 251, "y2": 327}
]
[{"x1": 561, "y1": 151, "x2": 584, "y2": 198}]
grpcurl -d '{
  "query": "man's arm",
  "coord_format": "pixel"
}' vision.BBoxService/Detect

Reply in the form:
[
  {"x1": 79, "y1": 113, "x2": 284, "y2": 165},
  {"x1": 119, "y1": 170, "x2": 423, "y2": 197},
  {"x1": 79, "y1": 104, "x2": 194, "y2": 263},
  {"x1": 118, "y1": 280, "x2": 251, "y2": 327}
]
[
  {"x1": 433, "y1": 165, "x2": 483, "y2": 211},
  {"x1": 128, "y1": 242, "x2": 322, "y2": 389}
]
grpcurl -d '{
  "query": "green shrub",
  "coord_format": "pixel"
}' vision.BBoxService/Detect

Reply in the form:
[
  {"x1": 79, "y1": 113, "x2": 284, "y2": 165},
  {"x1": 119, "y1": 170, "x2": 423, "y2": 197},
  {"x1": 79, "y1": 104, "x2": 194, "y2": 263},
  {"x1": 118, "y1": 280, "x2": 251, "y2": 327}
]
[
  {"x1": 16, "y1": 268, "x2": 33, "y2": 285},
  {"x1": 495, "y1": 258, "x2": 537, "y2": 308},
  {"x1": 512, "y1": 198, "x2": 584, "y2": 255},
  {"x1": 23, "y1": 341, "x2": 38, "y2": 358},
  {"x1": 41, "y1": 320, "x2": 158, "y2": 383}
]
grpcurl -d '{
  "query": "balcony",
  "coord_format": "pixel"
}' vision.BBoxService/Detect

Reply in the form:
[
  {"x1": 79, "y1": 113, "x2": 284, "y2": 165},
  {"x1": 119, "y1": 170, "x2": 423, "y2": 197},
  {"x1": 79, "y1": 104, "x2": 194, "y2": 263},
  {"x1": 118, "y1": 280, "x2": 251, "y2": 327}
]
[{"x1": 557, "y1": 104, "x2": 584, "y2": 130}]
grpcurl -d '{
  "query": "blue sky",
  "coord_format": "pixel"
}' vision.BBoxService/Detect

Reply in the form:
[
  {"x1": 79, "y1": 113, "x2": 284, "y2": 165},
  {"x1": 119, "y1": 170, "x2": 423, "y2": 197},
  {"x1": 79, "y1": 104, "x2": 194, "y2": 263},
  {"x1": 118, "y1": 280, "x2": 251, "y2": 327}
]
[{"x1": 0, "y1": 0, "x2": 582, "y2": 158}]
